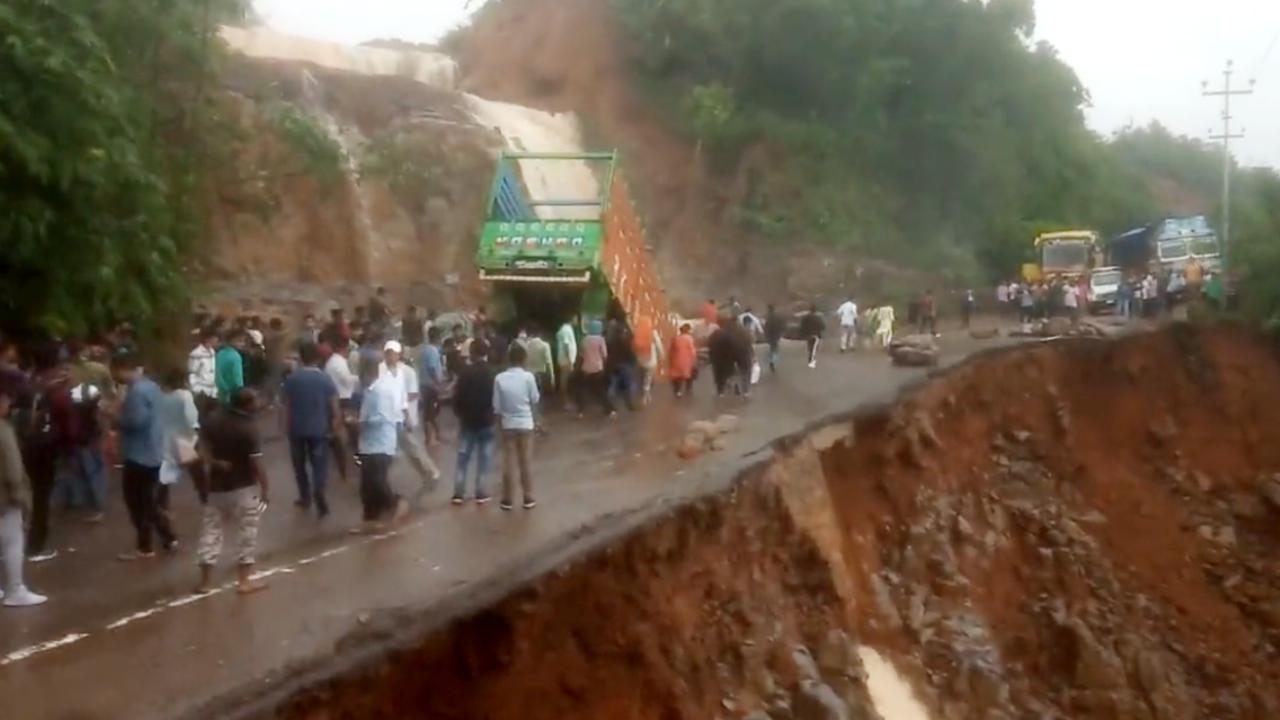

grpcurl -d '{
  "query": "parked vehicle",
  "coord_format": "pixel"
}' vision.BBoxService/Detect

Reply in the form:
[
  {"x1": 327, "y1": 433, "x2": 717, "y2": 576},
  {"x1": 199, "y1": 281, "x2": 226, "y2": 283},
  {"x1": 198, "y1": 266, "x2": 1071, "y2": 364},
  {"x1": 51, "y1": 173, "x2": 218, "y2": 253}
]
[{"x1": 1087, "y1": 266, "x2": 1122, "y2": 313}]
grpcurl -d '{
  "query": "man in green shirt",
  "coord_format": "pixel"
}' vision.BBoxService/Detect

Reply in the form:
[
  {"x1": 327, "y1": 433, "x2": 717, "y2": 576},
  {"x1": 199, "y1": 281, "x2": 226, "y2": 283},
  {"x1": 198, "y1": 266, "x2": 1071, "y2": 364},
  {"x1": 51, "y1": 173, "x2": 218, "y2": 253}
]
[
  {"x1": 522, "y1": 328, "x2": 555, "y2": 396},
  {"x1": 215, "y1": 330, "x2": 248, "y2": 407}
]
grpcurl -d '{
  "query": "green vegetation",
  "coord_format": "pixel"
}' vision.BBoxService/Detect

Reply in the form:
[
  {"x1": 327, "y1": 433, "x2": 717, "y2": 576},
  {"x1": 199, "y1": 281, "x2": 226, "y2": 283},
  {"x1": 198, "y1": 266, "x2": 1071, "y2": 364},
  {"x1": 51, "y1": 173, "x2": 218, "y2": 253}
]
[
  {"x1": 0, "y1": 0, "x2": 248, "y2": 338},
  {"x1": 612, "y1": 0, "x2": 1280, "y2": 293},
  {"x1": 265, "y1": 102, "x2": 347, "y2": 186},
  {"x1": 361, "y1": 131, "x2": 450, "y2": 206}
]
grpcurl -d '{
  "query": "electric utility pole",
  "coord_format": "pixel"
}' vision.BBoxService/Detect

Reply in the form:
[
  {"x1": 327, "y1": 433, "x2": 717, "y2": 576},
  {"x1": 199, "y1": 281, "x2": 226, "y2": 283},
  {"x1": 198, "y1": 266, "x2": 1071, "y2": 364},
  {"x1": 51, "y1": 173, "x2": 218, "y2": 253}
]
[{"x1": 1202, "y1": 60, "x2": 1254, "y2": 270}]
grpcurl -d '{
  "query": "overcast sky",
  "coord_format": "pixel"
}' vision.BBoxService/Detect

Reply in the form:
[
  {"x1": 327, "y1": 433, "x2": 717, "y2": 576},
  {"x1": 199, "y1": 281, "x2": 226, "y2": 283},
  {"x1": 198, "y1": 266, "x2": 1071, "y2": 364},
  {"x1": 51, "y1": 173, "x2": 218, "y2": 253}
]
[{"x1": 253, "y1": 0, "x2": 1279, "y2": 168}]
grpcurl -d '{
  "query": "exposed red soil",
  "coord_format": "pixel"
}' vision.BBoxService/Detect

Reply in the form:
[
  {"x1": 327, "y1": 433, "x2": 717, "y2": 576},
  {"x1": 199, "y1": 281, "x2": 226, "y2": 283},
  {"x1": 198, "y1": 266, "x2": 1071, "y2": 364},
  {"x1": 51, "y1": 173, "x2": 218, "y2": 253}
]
[
  {"x1": 262, "y1": 324, "x2": 1280, "y2": 720},
  {"x1": 830, "y1": 323, "x2": 1280, "y2": 717},
  {"x1": 270, "y1": 478, "x2": 873, "y2": 719}
]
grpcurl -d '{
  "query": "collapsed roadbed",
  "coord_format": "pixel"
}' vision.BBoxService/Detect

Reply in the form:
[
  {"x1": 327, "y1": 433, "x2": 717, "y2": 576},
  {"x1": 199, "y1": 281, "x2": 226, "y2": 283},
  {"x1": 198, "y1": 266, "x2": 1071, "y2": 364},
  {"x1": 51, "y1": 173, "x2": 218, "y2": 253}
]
[{"x1": 218, "y1": 324, "x2": 1280, "y2": 719}]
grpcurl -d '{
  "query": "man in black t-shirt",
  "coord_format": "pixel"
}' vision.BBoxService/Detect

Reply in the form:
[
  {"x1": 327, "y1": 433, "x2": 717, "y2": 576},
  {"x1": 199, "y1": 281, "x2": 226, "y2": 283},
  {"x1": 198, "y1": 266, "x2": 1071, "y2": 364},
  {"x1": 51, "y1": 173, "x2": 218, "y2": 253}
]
[{"x1": 195, "y1": 388, "x2": 270, "y2": 596}]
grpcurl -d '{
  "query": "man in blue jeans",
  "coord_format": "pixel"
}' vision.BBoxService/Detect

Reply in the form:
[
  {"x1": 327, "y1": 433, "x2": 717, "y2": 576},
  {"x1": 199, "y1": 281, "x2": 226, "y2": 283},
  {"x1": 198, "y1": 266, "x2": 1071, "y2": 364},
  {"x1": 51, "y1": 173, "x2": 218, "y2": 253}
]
[
  {"x1": 450, "y1": 339, "x2": 495, "y2": 505},
  {"x1": 281, "y1": 343, "x2": 340, "y2": 517}
]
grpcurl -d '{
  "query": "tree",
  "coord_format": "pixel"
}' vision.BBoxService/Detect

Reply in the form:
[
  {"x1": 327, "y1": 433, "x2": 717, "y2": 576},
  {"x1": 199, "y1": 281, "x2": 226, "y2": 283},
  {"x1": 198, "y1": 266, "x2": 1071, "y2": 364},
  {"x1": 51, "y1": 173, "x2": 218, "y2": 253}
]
[{"x1": 0, "y1": 0, "x2": 247, "y2": 339}]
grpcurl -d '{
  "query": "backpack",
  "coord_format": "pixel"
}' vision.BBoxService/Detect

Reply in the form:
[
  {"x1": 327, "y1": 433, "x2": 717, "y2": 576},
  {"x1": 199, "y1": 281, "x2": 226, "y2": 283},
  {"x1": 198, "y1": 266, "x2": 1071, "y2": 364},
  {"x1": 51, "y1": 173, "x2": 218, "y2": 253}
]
[{"x1": 13, "y1": 389, "x2": 55, "y2": 457}]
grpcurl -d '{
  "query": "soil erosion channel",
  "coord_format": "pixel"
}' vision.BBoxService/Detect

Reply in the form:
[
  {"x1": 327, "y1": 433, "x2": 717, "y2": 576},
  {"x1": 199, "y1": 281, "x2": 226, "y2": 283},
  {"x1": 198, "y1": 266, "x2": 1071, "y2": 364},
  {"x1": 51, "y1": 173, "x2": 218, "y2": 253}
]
[{"x1": 257, "y1": 325, "x2": 1280, "y2": 719}]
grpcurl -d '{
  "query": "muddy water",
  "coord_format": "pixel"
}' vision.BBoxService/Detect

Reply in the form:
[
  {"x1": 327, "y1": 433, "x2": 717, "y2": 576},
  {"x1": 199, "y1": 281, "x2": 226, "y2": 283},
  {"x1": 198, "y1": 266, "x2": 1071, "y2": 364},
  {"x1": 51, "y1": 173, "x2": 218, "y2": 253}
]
[
  {"x1": 264, "y1": 326, "x2": 1280, "y2": 720},
  {"x1": 220, "y1": 26, "x2": 459, "y2": 89},
  {"x1": 221, "y1": 25, "x2": 601, "y2": 222},
  {"x1": 859, "y1": 647, "x2": 933, "y2": 720}
]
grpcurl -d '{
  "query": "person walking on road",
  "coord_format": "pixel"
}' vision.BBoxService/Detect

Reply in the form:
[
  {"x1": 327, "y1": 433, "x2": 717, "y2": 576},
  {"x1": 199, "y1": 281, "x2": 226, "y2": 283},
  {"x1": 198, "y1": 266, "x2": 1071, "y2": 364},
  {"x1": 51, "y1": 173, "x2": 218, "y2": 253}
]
[
  {"x1": 188, "y1": 329, "x2": 218, "y2": 418},
  {"x1": 702, "y1": 299, "x2": 718, "y2": 327},
  {"x1": 764, "y1": 305, "x2": 785, "y2": 373},
  {"x1": 215, "y1": 330, "x2": 247, "y2": 408},
  {"x1": 605, "y1": 320, "x2": 637, "y2": 412},
  {"x1": 707, "y1": 321, "x2": 733, "y2": 396},
  {"x1": 355, "y1": 363, "x2": 408, "y2": 533},
  {"x1": 282, "y1": 343, "x2": 340, "y2": 518},
  {"x1": 554, "y1": 319, "x2": 577, "y2": 409},
  {"x1": 379, "y1": 341, "x2": 441, "y2": 498},
  {"x1": 800, "y1": 304, "x2": 825, "y2": 369},
  {"x1": 1, "y1": 387, "x2": 48, "y2": 607},
  {"x1": 836, "y1": 296, "x2": 859, "y2": 353},
  {"x1": 157, "y1": 369, "x2": 204, "y2": 511},
  {"x1": 21, "y1": 346, "x2": 67, "y2": 563},
  {"x1": 66, "y1": 368, "x2": 107, "y2": 522},
  {"x1": 668, "y1": 323, "x2": 697, "y2": 398},
  {"x1": 523, "y1": 328, "x2": 556, "y2": 401},
  {"x1": 451, "y1": 339, "x2": 496, "y2": 505},
  {"x1": 193, "y1": 388, "x2": 269, "y2": 596},
  {"x1": 324, "y1": 342, "x2": 358, "y2": 482},
  {"x1": 494, "y1": 344, "x2": 540, "y2": 511},
  {"x1": 1062, "y1": 282, "x2": 1081, "y2": 325},
  {"x1": 961, "y1": 290, "x2": 976, "y2": 329},
  {"x1": 579, "y1": 320, "x2": 611, "y2": 418},
  {"x1": 729, "y1": 318, "x2": 756, "y2": 398},
  {"x1": 918, "y1": 290, "x2": 939, "y2": 337},
  {"x1": 631, "y1": 318, "x2": 661, "y2": 406},
  {"x1": 111, "y1": 353, "x2": 177, "y2": 560},
  {"x1": 401, "y1": 306, "x2": 425, "y2": 366},
  {"x1": 874, "y1": 303, "x2": 896, "y2": 348},
  {"x1": 419, "y1": 327, "x2": 447, "y2": 447}
]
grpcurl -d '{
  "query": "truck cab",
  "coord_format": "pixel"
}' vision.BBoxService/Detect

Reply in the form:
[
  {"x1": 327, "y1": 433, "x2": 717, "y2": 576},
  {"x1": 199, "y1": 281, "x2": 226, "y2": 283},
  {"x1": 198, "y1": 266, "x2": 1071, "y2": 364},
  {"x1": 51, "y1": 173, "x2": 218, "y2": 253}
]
[{"x1": 1033, "y1": 230, "x2": 1101, "y2": 282}]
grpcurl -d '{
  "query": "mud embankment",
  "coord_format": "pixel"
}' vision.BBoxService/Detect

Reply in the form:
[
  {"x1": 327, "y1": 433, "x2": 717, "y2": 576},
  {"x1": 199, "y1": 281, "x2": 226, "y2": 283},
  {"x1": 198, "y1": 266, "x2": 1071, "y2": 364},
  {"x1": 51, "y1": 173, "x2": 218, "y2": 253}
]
[{"x1": 263, "y1": 325, "x2": 1280, "y2": 719}]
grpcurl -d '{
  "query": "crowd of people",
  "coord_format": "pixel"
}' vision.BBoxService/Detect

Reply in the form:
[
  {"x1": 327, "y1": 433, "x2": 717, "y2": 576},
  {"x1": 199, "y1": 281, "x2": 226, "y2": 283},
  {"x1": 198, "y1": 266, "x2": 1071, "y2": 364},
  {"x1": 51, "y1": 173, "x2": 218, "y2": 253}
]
[
  {"x1": 0, "y1": 285, "x2": 949, "y2": 608},
  {"x1": 994, "y1": 262, "x2": 1226, "y2": 324}
]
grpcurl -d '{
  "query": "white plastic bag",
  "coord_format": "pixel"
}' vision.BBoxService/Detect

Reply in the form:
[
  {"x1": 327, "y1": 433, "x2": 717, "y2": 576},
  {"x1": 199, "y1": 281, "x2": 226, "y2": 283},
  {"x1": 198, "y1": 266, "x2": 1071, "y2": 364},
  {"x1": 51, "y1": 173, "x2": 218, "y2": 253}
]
[
  {"x1": 750, "y1": 361, "x2": 762, "y2": 385},
  {"x1": 159, "y1": 459, "x2": 183, "y2": 486}
]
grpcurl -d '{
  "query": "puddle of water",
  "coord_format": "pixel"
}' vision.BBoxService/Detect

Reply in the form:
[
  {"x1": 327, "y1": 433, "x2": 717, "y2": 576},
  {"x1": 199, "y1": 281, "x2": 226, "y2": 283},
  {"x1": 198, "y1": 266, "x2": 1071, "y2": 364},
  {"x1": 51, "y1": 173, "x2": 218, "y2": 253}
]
[{"x1": 857, "y1": 647, "x2": 934, "y2": 720}]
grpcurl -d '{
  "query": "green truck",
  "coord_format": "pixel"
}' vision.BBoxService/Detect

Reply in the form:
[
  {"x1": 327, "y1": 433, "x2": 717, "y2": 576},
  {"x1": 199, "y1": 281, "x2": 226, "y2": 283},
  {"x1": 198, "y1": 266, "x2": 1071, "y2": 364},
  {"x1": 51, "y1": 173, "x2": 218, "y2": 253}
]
[{"x1": 474, "y1": 151, "x2": 674, "y2": 340}]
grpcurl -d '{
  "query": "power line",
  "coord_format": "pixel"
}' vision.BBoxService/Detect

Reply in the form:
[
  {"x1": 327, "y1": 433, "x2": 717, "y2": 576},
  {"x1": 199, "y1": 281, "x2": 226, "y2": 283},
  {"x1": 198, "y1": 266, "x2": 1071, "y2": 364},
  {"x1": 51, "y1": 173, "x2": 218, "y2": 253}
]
[
  {"x1": 1202, "y1": 60, "x2": 1255, "y2": 271},
  {"x1": 1254, "y1": 26, "x2": 1280, "y2": 79}
]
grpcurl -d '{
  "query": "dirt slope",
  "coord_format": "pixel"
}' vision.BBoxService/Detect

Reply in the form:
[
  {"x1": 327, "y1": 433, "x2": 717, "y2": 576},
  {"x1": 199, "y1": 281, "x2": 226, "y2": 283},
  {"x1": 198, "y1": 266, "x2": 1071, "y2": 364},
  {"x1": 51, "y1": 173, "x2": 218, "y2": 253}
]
[
  {"x1": 455, "y1": 0, "x2": 791, "y2": 308},
  {"x1": 260, "y1": 324, "x2": 1280, "y2": 720}
]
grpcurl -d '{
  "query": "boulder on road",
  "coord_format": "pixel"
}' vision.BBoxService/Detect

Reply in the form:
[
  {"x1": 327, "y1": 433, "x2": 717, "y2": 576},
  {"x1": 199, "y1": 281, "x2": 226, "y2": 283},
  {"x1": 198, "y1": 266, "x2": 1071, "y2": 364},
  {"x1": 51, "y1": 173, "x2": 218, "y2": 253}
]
[
  {"x1": 677, "y1": 432, "x2": 705, "y2": 460},
  {"x1": 688, "y1": 420, "x2": 720, "y2": 442},
  {"x1": 714, "y1": 414, "x2": 740, "y2": 435}
]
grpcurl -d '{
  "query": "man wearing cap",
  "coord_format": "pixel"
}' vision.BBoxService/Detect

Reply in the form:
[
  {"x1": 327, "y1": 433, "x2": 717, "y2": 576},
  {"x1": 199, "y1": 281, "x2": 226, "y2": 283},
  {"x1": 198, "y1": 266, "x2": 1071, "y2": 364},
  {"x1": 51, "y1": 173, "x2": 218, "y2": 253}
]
[{"x1": 378, "y1": 340, "x2": 441, "y2": 498}]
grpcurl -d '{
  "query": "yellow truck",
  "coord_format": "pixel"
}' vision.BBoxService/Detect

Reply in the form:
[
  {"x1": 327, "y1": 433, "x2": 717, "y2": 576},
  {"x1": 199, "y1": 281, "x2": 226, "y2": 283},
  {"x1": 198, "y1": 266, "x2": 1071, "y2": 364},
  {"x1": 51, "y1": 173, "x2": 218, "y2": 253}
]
[{"x1": 1023, "y1": 230, "x2": 1101, "y2": 283}]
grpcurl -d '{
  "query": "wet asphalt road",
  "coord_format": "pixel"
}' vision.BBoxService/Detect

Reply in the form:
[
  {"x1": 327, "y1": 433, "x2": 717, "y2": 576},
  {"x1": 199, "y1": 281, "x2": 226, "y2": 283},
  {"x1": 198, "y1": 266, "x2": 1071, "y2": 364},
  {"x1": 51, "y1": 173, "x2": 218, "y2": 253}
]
[{"x1": 0, "y1": 328, "x2": 1024, "y2": 719}]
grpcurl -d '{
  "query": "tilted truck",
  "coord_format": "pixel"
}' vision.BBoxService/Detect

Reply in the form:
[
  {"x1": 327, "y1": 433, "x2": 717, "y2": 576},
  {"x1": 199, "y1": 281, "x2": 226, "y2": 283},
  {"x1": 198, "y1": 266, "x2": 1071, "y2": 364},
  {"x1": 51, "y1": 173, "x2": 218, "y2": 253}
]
[{"x1": 474, "y1": 151, "x2": 677, "y2": 347}]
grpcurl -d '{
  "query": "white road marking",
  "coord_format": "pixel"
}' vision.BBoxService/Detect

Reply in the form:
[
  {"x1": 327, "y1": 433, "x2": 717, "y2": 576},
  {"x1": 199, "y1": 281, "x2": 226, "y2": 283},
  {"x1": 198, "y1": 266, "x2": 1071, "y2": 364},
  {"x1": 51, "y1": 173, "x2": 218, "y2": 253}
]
[
  {"x1": 105, "y1": 607, "x2": 165, "y2": 630},
  {"x1": 1, "y1": 633, "x2": 89, "y2": 666},
  {"x1": 4, "y1": 517, "x2": 437, "y2": 666}
]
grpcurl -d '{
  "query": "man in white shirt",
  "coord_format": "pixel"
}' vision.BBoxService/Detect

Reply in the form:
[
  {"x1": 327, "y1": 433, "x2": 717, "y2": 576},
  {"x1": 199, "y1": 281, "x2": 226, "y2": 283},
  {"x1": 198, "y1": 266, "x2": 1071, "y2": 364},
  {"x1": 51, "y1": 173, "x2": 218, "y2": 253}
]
[
  {"x1": 1062, "y1": 282, "x2": 1080, "y2": 323},
  {"x1": 378, "y1": 341, "x2": 440, "y2": 496},
  {"x1": 187, "y1": 329, "x2": 218, "y2": 415},
  {"x1": 554, "y1": 320, "x2": 578, "y2": 407},
  {"x1": 324, "y1": 344, "x2": 358, "y2": 482},
  {"x1": 493, "y1": 344, "x2": 540, "y2": 511},
  {"x1": 836, "y1": 297, "x2": 859, "y2": 353}
]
